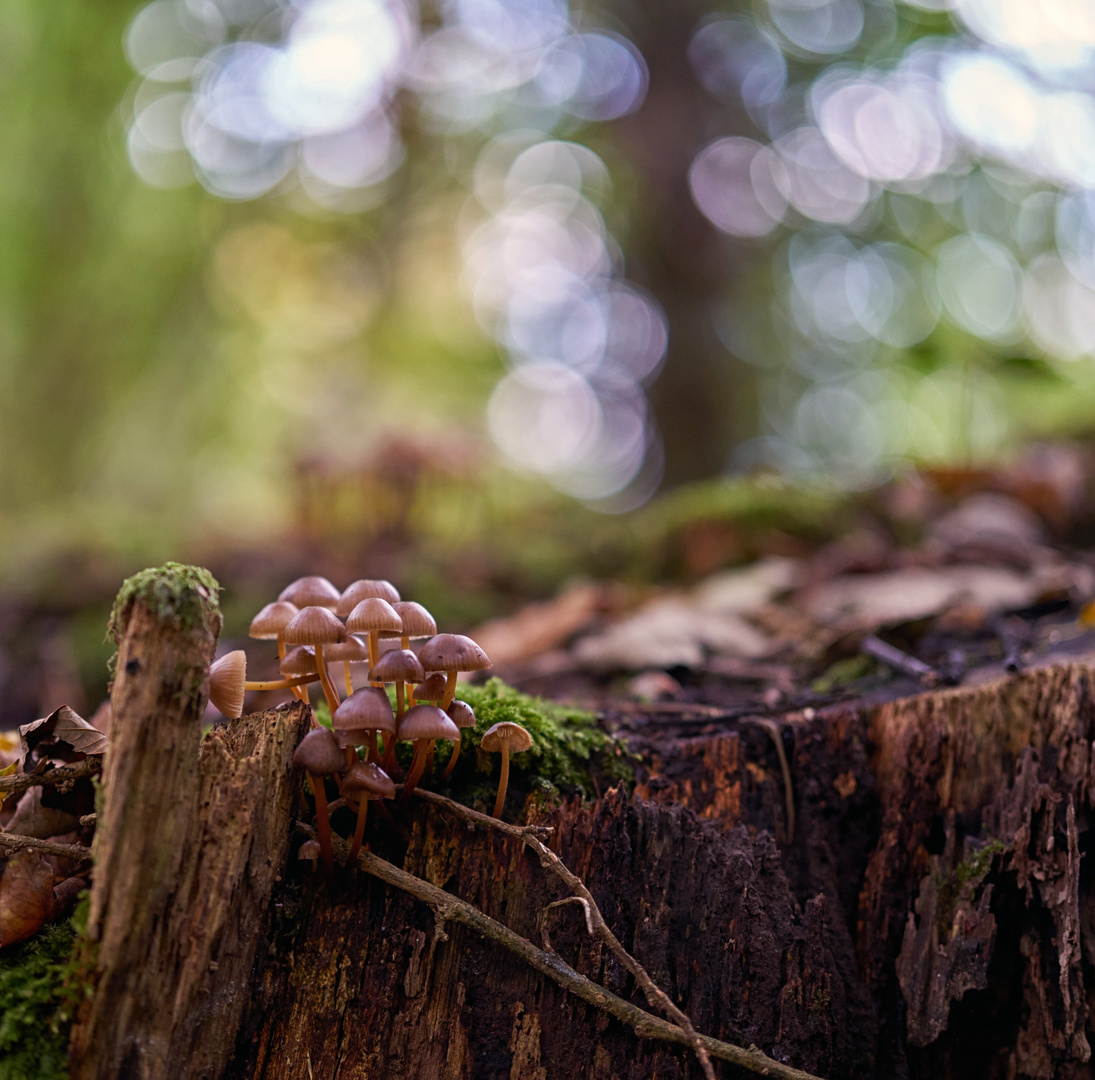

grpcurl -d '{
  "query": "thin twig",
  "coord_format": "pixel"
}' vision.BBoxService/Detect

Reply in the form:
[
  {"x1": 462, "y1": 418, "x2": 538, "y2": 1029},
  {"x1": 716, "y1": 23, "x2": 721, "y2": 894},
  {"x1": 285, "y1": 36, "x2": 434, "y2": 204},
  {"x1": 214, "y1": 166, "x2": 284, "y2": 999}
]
[
  {"x1": 0, "y1": 831, "x2": 92, "y2": 861},
  {"x1": 300, "y1": 822, "x2": 826, "y2": 1080},
  {"x1": 0, "y1": 756, "x2": 102, "y2": 796},
  {"x1": 405, "y1": 786, "x2": 554, "y2": 840},
  {"x1": 759, "y1": 719, "x2": 795, "y2": 846},
  {"x1": 408, "y1": 789, "x2": 708, "y2": 1079},
  {"x1": 861, "y1": 635, "x2": 939, "y2": 685}
]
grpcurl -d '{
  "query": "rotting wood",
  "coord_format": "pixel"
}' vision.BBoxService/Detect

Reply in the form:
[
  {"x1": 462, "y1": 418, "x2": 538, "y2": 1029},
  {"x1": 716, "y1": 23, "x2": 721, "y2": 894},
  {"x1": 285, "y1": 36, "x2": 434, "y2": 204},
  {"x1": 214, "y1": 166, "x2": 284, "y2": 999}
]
[{"x1": 69, "y1": 571, "x2": 310, "y2": 1080}]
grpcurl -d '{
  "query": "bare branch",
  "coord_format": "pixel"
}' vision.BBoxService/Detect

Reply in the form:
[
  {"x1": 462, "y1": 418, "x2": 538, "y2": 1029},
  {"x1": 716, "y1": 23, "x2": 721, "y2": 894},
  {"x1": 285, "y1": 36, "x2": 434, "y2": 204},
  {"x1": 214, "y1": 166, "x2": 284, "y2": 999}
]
[
  {"x1": 0, "y1": 831, "x2": 92, "y2": 861},
  {"x1": 0, "y1": 756, "x2": 102, "y2": 797},
  {"x1": 302, "y1": 823, "x2": 827, "y2": 1080}
]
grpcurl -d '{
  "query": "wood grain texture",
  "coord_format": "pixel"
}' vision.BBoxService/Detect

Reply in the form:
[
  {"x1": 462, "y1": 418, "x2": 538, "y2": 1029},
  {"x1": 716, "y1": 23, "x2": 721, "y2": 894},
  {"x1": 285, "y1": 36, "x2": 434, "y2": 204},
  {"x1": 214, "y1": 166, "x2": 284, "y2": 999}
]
[{"x1": 70, "y1": 582, "x2": 309, "y2": 1080}]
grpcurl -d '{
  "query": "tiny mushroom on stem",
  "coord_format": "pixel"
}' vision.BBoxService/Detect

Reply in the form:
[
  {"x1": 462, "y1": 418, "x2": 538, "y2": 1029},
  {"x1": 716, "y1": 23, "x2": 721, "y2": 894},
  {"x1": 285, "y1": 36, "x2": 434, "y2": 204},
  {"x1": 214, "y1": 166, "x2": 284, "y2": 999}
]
[
  {"x1": 283, "y1": 606, "x2": 347, "y2": 717},
  {"x1": 342, "y1": 761, "x2": 396, "y2": 863},
  {"x1": 398, "y1": 704, "x2": 459, "y2": 802},
  {"x1": 298, "y1": 838, "x2": 322, "y2": 873},
  {"x1": 249, "y1": 600, "x2": 301, "y2": 698},
  {"x1": 367, "y1": 648, "x2": 424, "y2": 726},
  {"x1": 337, "y1": 579, "x2": 400, "y2": 615},
  {"x1": 332, "y1": 686, "x2": 396, "y2": 772},
  {"x1": 208, "y1": 651, "x2": 247, "y2": 719},
  {"x1": 418, "y1": 633, "x2": 491, "y2": 710},
  {"x1": 278, "y1": 576, "x2": 341, "y2": 610},
  {"x1": 410, "y1": 672, "x2": 447, "y2": 704},
  {"x1": 385, "y1": 601, "x2": 436, "y2": 652},
  {"x1": 441, "y1": 699, "x2": 477, "y2": 778},
  {"x1": 345, "y1": 597, "x2": 402, "y2": 676},
  {"x1": 324, "y1": 634, "x2": 371, "y2": 698},
  {"x1": 480, "y1": 721, "x2": 533, "y2": 819},
  {"x1": 291, "y1": 727, "x2": 346, "y2": 879}
]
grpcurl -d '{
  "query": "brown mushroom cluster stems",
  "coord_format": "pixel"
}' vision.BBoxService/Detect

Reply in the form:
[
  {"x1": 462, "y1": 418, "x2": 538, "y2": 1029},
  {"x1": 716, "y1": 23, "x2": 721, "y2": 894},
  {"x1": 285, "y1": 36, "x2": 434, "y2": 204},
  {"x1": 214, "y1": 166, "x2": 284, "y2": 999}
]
[{"x1": 244, "y1": 673, "x2": 318, "y2": 692}]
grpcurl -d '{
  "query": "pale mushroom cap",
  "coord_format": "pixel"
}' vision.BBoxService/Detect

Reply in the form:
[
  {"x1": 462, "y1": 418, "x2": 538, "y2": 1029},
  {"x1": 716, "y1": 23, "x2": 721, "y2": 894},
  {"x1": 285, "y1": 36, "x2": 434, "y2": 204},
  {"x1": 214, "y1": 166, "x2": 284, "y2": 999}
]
[
  {"x1": 250, "y1": 601, "x2": 299, "y2": 640},
  {"x1": 342, "y1": 761, "x2": 396, "y2": 799},
  {"x1": 380, "y1": 601, "x2": 436, "y2": 639},
  {"x1": 480, "y1": 721, "x2": 532, "y2": 753},
  {"x1": 368, "y1": 649, "x2": 425, "y2": 684},
  {"x1": 337, "y1": 579, "x2": 400, "y2": 616},
  {"x1": 333, "y1": 687, "x2": 396, "y2": 734},
  {"x1": 280, "y1": 645, "x2": 317, "y2": 678},
  {"x1": 446, "y1": 699, "x2": 477, "y2": 729},
  {"x1": 413, "y1": 672, "x2": 448, "y2": 701},
  {"x1": 346, "y1": 597, "x2": 402, "y2": 635},
  {"x1": 278, "y1": 576, "x2": 341, "y2": 609},
  {"x1": 292, "y1": 727, "x2": 345, "y2": 774},
  {"x1": 418, "y1": 633, "x2": 491, "y2": 673},
  {"x1": 209, "y1": 650, "x2": 246, "y2": 718},
  {"x1": 398, "y1": 704, "x2": 460, "y2": 742},
  {"x1": 324, "y1": 635, "x2": 371, "y2": 663},
  {"x1": 284, "y1": 606, "x2": 348, "y2": 646},
  {"x1": 298, "y1": 839, "x2": 322, "y2": 860}
]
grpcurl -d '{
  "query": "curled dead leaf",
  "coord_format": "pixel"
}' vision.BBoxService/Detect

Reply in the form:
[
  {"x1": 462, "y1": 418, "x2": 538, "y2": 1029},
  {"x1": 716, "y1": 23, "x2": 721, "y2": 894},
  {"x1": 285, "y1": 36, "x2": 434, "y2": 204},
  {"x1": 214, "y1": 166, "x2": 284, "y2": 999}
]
[
  {"x1": 19, "y1": 705, "x2": 107, "y2": 767},
  {"x1": 0, "y1": 849, "x2": 56, "y2": 948}
]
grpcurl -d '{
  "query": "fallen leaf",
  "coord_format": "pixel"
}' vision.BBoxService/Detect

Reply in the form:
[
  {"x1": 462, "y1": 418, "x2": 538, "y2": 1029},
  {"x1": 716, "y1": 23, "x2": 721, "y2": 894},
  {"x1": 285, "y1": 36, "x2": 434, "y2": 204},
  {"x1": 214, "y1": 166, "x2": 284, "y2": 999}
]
[
  {"x1": 6, "y1": 787, "x2": 80, "y2": 840},
  {"x1": 0, "y1": 849, "x2": 56, "y2": 948},
  {"x1": 19, "y1": 705, "x2": 107, "y2": 766}
]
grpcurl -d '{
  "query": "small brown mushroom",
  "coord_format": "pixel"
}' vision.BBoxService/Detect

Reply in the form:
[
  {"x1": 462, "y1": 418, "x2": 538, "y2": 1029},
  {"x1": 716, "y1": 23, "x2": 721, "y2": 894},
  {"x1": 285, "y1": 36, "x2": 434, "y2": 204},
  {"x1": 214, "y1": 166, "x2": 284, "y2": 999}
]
[
  {"x1": 298, "y1": 838, "x2": 322, "y2": 873},
  {"x1": 278, "y1": 576, "x2": 341, "y2": 610},
  {"x1": 284, "y1": 606, "x2": 347, "y2": 717},
  {"x1": 208, "y1": 651, "x2": 247, "y2": 719},
  {"x1": 418, "y1": 633, "x2": 491, "y2": 710},
  {"x1": 441, "y1": 699, "x2": 477, "y2": 778},
  {"x1": 291, "y1": 727, "x2": 346, "y2": 878},
  {"x1": 332, "y1": 686, "x2": 396, "y2": 771},
  {"x1": 249, "y1": 600, "x2": 302, "y2": 698},
  {"x1": 382, "y1": 601, "x2": 436, "y2": 651},
  {"x1": 337, "y1": 579, "x2": 400, "y2": 615},
  {"x1": 324, "y1": 634, "x2": 371, "y2": 698},
  {"x1": 411, "y1": 672, "x2": 447, "y2": 705},
  {"x1": 368, "y1": 648, "x2": 425, "y2": 727},
  {"x1": 398, "y1": 704, "x2": 459, "y2": 802},
  {"x1": 480, "y1": 721, "x2": 532, "y2": 819},
  {"x1": 342, "y1": 761, "x2": 395, "y2": 863},
  {"x1": 345, "y1": 597, "x2": 402, "y2": 675}
]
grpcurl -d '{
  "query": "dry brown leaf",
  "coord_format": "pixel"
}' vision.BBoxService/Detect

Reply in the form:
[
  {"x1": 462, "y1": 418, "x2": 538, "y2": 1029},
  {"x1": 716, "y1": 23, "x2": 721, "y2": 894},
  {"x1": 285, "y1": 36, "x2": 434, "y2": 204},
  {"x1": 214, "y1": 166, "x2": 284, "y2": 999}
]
[
  {"x1": 0, "y1": 849, "x2": 56, "y2": 948},
  {"x1": 6, "y1": 787, "x2": 80, "y2": 840},
  {"x1": 19, "y1": 704, "x2": 107, "y2": 765}
]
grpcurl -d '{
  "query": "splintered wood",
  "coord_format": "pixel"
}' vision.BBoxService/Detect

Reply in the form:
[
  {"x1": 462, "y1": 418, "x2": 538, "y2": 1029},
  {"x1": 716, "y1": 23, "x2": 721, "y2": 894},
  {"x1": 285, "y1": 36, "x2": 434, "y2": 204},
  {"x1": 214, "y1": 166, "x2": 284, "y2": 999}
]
[{"x1": 70, "y1": 589, "x2": 309, "y2": 1080}]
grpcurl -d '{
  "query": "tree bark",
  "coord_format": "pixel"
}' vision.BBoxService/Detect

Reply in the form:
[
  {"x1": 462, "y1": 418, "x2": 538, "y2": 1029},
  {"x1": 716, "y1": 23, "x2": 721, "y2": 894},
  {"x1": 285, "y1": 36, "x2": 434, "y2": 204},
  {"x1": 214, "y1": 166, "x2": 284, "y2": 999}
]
[{"x1": 71, "y1": 661, "x2": 1095, "y2": 1080}]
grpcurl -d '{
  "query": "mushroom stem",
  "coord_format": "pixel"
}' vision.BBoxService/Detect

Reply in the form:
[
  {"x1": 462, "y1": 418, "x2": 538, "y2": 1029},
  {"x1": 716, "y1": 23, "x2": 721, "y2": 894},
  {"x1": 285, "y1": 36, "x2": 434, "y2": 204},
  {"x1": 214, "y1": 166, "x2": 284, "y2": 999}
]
[
  {"x1": 401, "y1": 740, "x2": 429, "y2": 802},
  {"x1": 344, "y1": 746, "x2": 357, "y2": 771},
  {"x1": 343, "y1": 661, "x2": 354, "y2": 698},
  {"x1": 381, "y1": 733, "x2": 398, "y2": 775},
  {"x1": 396, "y1": 681, "x2": 406, "y2": 721},
  {"x1": 367, "y1": 630, "x2": 380, "y2": 685},
  {"x1": 314, "y1": 644, "x2": 341, "y2": 716},
  {"x1": 424, "y1": 739, "x2": 436, "y2": 777},
  {"x1": 441, "y1": 670, "x2": 458, "y2": 710},
  {"x1": 307, "y1": 772, "x2": 335, "y2": 880},
  {"x1": 347, "y1": 795, "x2": 369, "y2": 864},
  {"x1": 245, "y1": 674, "x2": 318, "y2": 691},
  {"x1": 492, "y1": 746, "x2": 511, "y2": 819},
  {"x1": 442, "y1": 736, "x2": 463, "y2": 779},
  {"x1": 279, "y1": 633, "x2": 305, "y2": 701}
]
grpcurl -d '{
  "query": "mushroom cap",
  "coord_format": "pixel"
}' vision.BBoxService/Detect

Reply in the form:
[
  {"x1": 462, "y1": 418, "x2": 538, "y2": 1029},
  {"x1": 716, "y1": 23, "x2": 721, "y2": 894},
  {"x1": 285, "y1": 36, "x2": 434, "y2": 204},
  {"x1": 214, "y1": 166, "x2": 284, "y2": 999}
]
[
  {"x1": 249, "y1": 601, "x2": 299, "y2": 640},
  {"x1": 368, "y1": 649, "x2": 425, "y2": 684},
  {"x1": 342, "y1": 761, "x2": 396, "y2": 800},
  {"x1": 380, "y1": 601, "x2": 436, "y2": 639},
  {"x1": 446, "y1": 699, "x2": 477, "y2": 730},
  {"x1": 278, "y1": 576, "x2": 341, "y2": 609},
  {"x1": 418, "y1": 633, "x2": 491, "y2": 673},
  {"x1": 333, "y1": 687, "x2": 396, "y2": 735},
  {"x1": 324, "y1": 635, "x2": 371, "y2": 663},
  {"x1": 398, "y1": 704, "x2": 460, "y2": 743},
  {"x1": 284, "y1": 606, "x2": 348, "y2": 647},
  {"x1": 298, "y1": 839, "x2": 322, "y2": 860},
  {"x1": 480, "y1": 721, "x2": 532, "y2": 754},
  {"x1": 346, "y1": 597, "x2": 402, "y2": 635},
  {"x1": 412, "y1": 672, "x2": 448, "y2": 701},
  {"x1": 280, "y1": 645, "x2": 317, "y2": 678},
  {"x1": 209, "y1": 650, "x2": 247, "y2": 719},
  {"x1": 292, "y1": 727, "x2": 345, "y2": 774},
  {"x1": 337, "y1": 579, "x2": 400, "y2": 616}
]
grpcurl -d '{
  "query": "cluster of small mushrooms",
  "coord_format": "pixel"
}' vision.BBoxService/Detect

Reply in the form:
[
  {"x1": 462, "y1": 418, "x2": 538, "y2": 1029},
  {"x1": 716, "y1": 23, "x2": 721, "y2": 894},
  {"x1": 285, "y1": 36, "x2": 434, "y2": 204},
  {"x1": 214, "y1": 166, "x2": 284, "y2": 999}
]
[{"x1": 207, "y1": 575, "x2": 532, "y2": 876}]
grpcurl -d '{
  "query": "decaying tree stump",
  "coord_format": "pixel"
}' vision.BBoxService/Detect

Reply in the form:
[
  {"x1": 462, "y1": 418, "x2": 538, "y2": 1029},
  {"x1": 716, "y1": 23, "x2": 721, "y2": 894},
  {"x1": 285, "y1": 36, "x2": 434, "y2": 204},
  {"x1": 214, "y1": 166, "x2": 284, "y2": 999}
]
[
  {"x1": 70, "y1": 630, "x2": 1095, "y2": 1078},
  {"x1": 69, "y1": 569, "x2": 309, "y2": 1080}
]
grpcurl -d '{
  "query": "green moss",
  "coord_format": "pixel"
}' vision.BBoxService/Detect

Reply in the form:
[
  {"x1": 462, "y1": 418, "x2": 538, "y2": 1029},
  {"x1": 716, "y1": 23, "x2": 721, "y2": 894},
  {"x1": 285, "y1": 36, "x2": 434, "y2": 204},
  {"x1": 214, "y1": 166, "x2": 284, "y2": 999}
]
[
  {"x1": 387, "y1": 678, "x2": 631, "y2": 813},
  {"x1": 933, "y1": 838, "x2": 1007, "y2": 932},
  {"x1": 106, "y1": 562, "x2": 221, "y2": 644},
  {"x1": 812, "y1": 655, "x2": 879, "y2": 693},
  {"x1": 0, "y1": 897, "x2": 94, "y2": 1080}
]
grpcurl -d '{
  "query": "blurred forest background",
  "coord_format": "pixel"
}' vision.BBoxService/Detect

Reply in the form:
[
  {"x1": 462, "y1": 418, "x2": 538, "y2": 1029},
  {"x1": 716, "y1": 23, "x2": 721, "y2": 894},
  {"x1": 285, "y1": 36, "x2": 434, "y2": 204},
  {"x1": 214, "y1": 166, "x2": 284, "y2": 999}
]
[{"x1": 4, "y1": 0, "x2": 1095, "y2": 725}]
